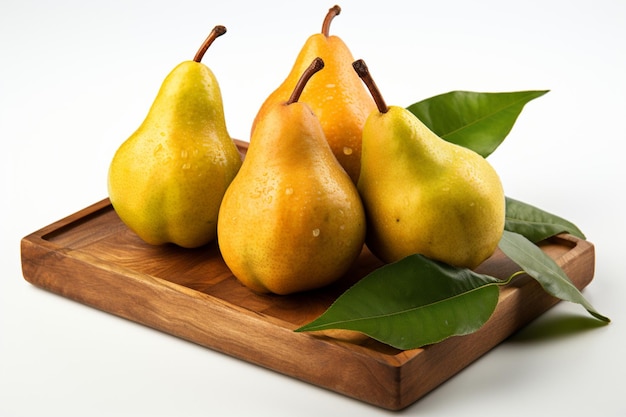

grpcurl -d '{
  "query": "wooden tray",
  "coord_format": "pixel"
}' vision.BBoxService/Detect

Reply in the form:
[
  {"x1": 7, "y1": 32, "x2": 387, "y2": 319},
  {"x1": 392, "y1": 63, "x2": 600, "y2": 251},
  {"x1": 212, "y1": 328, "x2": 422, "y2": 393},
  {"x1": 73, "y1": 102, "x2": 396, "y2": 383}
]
[{"x1": 20, "y1": 142, "x2": 596, "y2": 410}]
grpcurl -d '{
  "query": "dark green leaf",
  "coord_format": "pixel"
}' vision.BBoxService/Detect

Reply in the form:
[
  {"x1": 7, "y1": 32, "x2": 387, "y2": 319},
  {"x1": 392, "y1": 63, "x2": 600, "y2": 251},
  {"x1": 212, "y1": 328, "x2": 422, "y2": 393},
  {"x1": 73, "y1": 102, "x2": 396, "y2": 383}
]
[
  {"x1": 407, "y1": 90, "x2": 548, "y2": 157},
  {"x1": 296, "y1": 254, "x2": 505, "y2": 350},
  {"x1": 505, "y1": 197, "x2": 586, "y2": 242},
  {"x1": 498, "y1": 230, "x2": 609, "y2": 322}
]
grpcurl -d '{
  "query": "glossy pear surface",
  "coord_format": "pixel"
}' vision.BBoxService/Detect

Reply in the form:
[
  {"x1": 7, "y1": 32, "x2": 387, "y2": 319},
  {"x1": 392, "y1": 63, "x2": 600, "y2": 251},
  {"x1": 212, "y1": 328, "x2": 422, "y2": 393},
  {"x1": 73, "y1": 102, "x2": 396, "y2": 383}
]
[
  {"x1": 218, "y1": 101, "x2": 366, "y2": 295},
  {"x1": 108, "y1": 60, "x2": 242, "y2": 248},
  {"x1": 358, "y1": 106, "x2": 505, "y2": 269},
  {"x1": 252, "y1": 29, "x2": 375, "y2": 183}
]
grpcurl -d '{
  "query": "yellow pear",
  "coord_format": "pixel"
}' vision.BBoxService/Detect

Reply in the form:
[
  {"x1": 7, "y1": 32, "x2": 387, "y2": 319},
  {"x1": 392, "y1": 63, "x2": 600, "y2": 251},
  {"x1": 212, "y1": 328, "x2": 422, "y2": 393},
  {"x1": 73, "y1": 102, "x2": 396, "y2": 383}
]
[
  {"x1": 251, "y1": 5, "x2": 375, "y2": 183},
  {"x1": 108, "y1": 26, "x2": 242, "y2": 248},
  {"x1": 353, "y1": 60, "x2": 505, "y2": 269},
  {"x1": 218, "y1": 58, "x2": 366, "y2": 295}
]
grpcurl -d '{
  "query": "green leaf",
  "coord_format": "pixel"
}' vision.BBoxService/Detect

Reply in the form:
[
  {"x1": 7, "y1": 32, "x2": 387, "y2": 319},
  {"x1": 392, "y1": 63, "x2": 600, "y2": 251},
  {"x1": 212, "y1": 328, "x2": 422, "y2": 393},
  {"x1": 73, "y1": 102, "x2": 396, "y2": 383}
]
[
  {"x1": 498, "y1": 230, "x2": 610, "y2": 322},
  {"x1": 407, "y1": 90, "x2": 549, "y2": 157},
  {"x1": 296, "y1": 254, "x2": 505, "y2": 350},
  {"x1": 505, "y1": 197, "x2": 586, "y2": 242}
]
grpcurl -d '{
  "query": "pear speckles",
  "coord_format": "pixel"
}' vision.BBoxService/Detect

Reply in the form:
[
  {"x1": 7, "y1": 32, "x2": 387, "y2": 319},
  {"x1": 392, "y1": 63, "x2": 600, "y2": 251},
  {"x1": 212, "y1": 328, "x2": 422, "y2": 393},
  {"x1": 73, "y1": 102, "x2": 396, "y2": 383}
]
[
  {"x1": 343, "y1": 146, "x2": 353, "y2": 155},
  {"x1": 285, "y1": 187, "x2": 294, "y2": 196},
  {"x1": 312, "y1": 228, "x2": 321, "y2": 237}
]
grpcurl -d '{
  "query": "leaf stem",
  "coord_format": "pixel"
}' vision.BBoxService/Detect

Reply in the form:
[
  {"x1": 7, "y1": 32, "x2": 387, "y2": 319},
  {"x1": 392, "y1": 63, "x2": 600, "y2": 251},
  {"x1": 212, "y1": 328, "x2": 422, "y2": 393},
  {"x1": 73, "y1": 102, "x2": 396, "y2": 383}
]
[
  {"x1": 193, "y1": 25, "x2": 227, "y2": 63},
  {"x1": 507, "y1": 270, "x2": 528, "y2": 283}
]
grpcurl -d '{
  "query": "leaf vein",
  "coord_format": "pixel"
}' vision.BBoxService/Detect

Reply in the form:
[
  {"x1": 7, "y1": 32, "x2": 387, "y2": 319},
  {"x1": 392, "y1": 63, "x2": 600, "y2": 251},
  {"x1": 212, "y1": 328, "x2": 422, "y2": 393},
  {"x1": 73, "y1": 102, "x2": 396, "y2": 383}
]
[{"x1": 441, "y1": 93, "x2": 539, "y2": 138}]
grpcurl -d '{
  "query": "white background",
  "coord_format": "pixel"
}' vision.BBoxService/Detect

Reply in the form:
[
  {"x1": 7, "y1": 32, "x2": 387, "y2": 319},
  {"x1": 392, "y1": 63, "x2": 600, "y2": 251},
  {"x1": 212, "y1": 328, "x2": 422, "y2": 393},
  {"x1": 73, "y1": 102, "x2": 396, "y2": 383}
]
[{"x1": 2, "y1": 0, "x2": 625, "y2": 416}]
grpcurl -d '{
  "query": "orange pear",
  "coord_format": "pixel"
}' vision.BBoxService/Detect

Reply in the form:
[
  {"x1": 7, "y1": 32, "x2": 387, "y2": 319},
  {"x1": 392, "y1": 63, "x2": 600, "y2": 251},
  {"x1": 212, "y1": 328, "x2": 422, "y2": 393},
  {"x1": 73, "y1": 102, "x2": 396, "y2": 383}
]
[
  {"x1": 218, "y1": 58, "x2": 366, "y2": 295},
  {"x1": 251, "y1": 5, "x2": 375, "y2": 183}
]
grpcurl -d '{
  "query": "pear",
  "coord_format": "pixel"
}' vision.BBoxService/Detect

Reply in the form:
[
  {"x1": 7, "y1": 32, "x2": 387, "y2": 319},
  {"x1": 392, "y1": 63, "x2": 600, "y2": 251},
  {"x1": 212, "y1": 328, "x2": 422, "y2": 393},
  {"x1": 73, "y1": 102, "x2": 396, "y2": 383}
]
[
  {"x1": 218, "y1": 58, "x2": 366, "y2": 295},
  {"x1": 251, "y1": 5, "x2": 375, "y2": 183},
  {"x1": 108, "y1": 26, "x2": 242, "y2": 248},
  {"x1": 353, "y1": 59, "x2": 505, "y2": 269}
]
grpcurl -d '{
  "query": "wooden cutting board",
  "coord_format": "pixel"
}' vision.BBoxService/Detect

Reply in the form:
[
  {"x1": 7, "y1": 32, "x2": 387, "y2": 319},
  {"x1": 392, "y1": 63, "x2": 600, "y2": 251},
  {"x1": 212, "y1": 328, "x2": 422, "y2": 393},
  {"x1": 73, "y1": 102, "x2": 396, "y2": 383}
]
[{"x1": 20, "y1": 141, "x2": 595, "y2": 410}]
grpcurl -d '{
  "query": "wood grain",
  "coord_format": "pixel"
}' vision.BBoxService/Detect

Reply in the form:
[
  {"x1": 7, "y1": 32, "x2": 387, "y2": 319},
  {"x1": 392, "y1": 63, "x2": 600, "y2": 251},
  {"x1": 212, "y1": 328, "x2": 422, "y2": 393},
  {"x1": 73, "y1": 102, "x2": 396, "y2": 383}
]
[{"x1": 20, "y1": 141, "x2": 596, "y2": 410}]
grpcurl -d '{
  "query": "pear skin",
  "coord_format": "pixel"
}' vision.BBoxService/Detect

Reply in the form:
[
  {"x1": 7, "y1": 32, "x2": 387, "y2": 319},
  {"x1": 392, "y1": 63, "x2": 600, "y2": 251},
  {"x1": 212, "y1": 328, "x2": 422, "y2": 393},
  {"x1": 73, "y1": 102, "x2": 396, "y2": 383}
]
[
  {"x1": 218, "y1": 58, "x2": 366, "y2": 295},
  {"x1": 108, "y1": 26, "x2": 242, "y2": 248},
  {"x1": 353, "y1": 60, "x2": 505, "y2": 269},
  {"x1": 251, "y1": 5, "x2": 375, "y2": 183}
]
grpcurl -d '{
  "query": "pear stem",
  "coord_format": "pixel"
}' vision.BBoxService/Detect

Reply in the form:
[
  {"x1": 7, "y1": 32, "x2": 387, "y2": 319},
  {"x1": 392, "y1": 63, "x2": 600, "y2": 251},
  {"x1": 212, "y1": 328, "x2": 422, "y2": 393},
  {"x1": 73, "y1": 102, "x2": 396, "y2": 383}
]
[
  {"x1": 193, "y1": 25, "x2": 227, "y2": 63},
  {"x1": 352, "y1": 59, "x2": 389, "y2": 114},
  {"x1": 321, "y1": 5, "x2": 341, "y2": 37},
  {"x1": 287, "y1": 57, "x2": 325, "y2": 105}
]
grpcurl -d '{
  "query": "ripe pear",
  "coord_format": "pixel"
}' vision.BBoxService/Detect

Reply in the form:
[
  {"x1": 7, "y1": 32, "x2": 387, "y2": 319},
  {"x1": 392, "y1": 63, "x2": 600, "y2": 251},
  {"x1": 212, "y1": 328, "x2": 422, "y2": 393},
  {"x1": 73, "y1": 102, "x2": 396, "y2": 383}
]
[
  {"x1": 353, "y1": 60, "x2": 505, "y2": 269},
  {"x1": 108, "y1": 26, "x2": 242, "y2": 248},
  {"x1": 251, "y1": 5, "x2": 375, "y2": 183},
  {"x1": 218, "y1": 58, "x2": 366, "y2": 295}
]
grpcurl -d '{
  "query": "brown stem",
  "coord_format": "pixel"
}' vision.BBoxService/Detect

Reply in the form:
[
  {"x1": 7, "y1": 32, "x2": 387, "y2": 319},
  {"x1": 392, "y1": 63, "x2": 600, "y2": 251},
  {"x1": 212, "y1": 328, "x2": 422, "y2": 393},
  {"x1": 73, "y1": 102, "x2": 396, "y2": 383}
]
[
  {"x1": 352, "y1": 59, "x2": 388, "y2": 113},
  {"x1": 193, "y1": 25, "x2": 227, "y2": 63},
  {"x1": 321, "y1": 5, "x2": 341, "y2": 37},
  {"x1": 287, "y1": 57, "x2": 325, "y2": 105}
]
